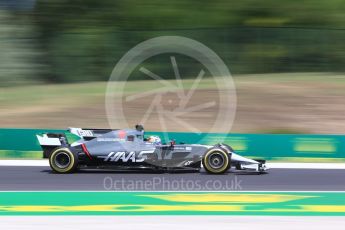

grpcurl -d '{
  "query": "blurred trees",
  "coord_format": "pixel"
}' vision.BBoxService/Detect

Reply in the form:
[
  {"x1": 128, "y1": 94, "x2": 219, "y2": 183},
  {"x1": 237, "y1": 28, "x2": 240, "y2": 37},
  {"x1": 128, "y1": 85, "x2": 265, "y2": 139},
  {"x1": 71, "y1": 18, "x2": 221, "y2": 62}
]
[
  {"x1": 1, "y1": 0, "x2": 345, "y2": 84},
  {"x1": 0, "y1": 9, "x2": 43, "y2": 86}
]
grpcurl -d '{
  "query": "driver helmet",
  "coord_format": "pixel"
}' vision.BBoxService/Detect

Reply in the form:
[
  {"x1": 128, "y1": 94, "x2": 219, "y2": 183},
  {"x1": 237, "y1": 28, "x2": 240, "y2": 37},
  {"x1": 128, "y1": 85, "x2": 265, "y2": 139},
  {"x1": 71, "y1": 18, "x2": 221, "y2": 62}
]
[{"x1": 147, "y1": 136, "x2": 161, "y2": 145}]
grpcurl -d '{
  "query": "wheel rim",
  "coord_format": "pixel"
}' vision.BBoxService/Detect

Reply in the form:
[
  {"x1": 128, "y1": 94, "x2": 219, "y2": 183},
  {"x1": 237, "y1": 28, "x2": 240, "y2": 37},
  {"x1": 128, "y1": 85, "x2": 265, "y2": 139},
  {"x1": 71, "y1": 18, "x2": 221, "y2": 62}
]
[
  {"x1": 207, "y1": 152, "x2": 225, "y2": 169},
  {"x1": 54, "y1": 152, "x2": 71, "y2": 169}
]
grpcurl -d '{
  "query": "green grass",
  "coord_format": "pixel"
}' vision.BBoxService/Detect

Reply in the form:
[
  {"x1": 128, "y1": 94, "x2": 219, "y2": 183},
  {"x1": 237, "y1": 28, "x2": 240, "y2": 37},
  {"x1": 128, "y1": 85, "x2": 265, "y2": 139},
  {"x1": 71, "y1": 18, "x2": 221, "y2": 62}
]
[
  {"x1": 1, "y1": 77, "x2": 222, "y2": 107},
  {"x1": 0, "y1": 82, "x2": 107, "y2": 107},
  {"x1": 1, "y1": 72, "x2": 345, "y2": 133},
  {"x1": 2, "y1": 72, "x2": 344, "y2": 107},
  {"x1": 236, "y1": 72, "x2": 345, "y2": 84},
  {"x1": 0, "y1": 150, "x2": 42, "y2": 159}
]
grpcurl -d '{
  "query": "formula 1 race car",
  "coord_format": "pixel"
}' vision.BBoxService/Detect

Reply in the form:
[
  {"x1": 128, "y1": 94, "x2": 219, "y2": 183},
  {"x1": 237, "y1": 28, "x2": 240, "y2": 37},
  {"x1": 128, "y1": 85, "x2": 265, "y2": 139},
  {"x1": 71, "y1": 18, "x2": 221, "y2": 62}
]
[{"x1": 36, "y1": 125, "x2": 267, "y2": 174}]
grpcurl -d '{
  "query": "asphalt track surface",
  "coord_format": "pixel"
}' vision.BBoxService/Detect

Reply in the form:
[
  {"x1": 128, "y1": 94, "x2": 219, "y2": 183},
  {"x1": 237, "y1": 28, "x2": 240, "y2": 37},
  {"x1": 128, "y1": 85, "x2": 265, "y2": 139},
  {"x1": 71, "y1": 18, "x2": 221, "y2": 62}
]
[{"x1": 1, "y1": 166, "x2": 345, "y2": 191}]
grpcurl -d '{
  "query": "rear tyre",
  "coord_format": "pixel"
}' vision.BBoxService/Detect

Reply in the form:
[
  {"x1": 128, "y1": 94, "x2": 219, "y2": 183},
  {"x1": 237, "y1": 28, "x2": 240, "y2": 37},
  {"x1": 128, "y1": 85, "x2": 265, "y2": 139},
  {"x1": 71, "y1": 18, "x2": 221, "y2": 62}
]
[
  {"x1": 49, "y1": 148, "x2": 78, "y2": 173},
  {"x1": 202, "y1": 148, "x2": 230, "y2": 174}
]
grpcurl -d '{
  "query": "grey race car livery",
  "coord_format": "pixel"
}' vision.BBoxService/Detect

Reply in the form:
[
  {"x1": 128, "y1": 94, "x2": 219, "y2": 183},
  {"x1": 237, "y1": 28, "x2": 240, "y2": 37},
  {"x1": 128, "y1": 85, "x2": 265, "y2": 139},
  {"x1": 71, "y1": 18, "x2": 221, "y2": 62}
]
[{"x1": 37, "y1": 125, "x2": 267, "y2": 174}]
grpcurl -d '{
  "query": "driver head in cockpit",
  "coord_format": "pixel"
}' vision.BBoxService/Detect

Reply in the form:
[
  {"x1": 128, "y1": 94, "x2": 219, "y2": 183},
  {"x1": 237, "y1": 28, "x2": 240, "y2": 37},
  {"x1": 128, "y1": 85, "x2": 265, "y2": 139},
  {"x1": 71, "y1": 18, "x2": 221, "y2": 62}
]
[{"x1": 146, "y1": 136, "x2": 161, "y2": 145}]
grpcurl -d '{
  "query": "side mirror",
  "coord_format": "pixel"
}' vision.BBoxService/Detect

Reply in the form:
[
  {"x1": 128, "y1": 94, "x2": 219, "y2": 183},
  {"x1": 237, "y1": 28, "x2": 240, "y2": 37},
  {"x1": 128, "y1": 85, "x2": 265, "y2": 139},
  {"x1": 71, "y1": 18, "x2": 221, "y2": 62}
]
[{"x1": 170, "y1": 140, "x2": 176, "y2": 146}]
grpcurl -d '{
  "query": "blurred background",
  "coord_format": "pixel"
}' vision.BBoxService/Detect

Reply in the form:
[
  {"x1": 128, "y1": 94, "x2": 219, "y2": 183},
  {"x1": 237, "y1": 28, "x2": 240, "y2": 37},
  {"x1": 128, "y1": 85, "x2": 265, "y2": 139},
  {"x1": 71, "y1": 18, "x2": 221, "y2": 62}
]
[{"x1": 0, "y1": 0, "x2": 345, "y2": 133}]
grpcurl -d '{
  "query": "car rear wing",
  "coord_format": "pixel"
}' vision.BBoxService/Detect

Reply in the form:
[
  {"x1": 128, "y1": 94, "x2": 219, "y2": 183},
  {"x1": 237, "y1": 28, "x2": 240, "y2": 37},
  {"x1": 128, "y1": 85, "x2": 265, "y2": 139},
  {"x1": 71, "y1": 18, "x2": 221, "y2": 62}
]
[
  {"x1": 36, "y1": 133, "x2": 68, "y2": 158},
  {"x1": 69, "y1": 127, "x2": 118, "y2": 140}
]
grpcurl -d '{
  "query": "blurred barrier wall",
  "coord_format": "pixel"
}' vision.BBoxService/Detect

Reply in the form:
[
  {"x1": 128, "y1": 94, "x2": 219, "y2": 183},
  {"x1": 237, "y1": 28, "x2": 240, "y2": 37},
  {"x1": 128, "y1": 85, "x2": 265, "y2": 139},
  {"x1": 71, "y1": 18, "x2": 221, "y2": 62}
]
[{"x1": 0, "y1": 129, "x2": 345, "y2": 162}]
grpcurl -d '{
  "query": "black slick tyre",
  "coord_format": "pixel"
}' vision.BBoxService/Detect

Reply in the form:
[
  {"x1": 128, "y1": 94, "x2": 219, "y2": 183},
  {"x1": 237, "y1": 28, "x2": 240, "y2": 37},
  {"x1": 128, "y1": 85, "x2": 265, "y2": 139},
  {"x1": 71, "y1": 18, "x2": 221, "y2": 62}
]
[
  {"x1": 49, "y1": 148, "x2": 78, "y2": 173},
  {"x1": 202, "y1": 148, "x2": 230, "y2": 174}
]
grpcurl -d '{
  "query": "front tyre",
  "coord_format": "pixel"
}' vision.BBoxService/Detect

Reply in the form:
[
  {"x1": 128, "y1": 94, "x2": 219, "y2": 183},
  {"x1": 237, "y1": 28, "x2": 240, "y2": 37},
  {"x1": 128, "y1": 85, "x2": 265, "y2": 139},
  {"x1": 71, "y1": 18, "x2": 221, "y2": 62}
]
[
  {"x1": 49, "y1": 148, "x2": 78, "y2": 173},
  {"x1": 202, "y1": 148, "x2": 230, "y2": 174}
]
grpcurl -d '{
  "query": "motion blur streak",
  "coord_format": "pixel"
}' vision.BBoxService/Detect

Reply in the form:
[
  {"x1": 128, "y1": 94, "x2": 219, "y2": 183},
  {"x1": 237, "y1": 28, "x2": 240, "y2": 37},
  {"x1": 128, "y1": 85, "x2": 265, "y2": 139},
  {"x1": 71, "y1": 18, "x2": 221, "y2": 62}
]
[{"x1": 1, "y1": 1, "x2": 345, "y2": 133}]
